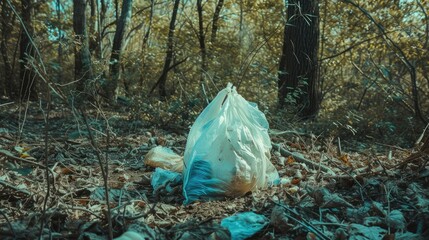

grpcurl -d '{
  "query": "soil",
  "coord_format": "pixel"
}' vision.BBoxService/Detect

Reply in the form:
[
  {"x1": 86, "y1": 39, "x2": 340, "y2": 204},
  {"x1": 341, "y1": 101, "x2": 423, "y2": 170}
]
[{"x1": 0, "y1": 102, "x2": 428, "y2": 239}]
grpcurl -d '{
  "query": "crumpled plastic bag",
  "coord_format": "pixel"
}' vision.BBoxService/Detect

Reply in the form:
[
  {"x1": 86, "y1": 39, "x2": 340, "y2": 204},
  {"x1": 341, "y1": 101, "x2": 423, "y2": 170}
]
[
  {"x1": 144, "y1": 146, "x2": 183, "y2": 172},
  {"x1": 221, "y1": 212, "x2": 269, "y2": 240},
  {"x1": 151, "y1": 168, "x2": 182, "y2": 194},
  {"x1": 183, "y1": 83, "x2": 279, "y2": 204}
]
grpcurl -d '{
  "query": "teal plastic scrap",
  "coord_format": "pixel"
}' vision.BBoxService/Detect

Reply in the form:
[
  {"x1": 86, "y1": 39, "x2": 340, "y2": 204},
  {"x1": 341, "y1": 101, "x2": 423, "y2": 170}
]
[
  {"x1": 220, "y1": 212, "x2": 269, "y2": 240},
  {"x1": 151, "y1": 168, "x2": 182, "y2": 194}
]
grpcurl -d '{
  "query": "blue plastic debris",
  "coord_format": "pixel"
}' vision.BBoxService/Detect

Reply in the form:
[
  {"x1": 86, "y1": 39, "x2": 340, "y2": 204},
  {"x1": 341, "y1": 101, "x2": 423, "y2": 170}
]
[
  {"x1": 220, "y1": 212, "x2": 269, "y2": 240},
  {"x1": 151, "y1": 168, "x2": 182, "y2": 194}
]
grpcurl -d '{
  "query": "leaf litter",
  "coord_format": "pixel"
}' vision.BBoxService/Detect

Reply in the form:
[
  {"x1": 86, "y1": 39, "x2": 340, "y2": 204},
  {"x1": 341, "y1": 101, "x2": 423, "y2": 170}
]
[{"x1": 0, "y1": 103, "x2": 428, "y2": 239}]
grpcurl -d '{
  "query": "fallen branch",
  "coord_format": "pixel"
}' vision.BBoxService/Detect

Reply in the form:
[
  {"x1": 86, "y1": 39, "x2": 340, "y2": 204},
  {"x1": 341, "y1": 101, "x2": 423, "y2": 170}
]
[
  {"x1": 273, "y1": 201, "x2": 330, "y2": 240},
  {"x1": 0, "y1": 102, "x2": 14, "y2": 108},
  {"x1": 58, "y1": 203, "x2": 101, "y2": 219},
  {"x1": 0, "y1": 150, "x2": 56, "y2": 187},
  {"x1": 272, "y1": 143, "x2": 335, "y2": 175},
  {"x1": 395, "y1": 136, "x2": 429, "y2": 169},
  {"x1": 80, "y1": 108, "x2": 113, "y2": 239},
  {"x1": 269, "y1": 129, "x2": 308, "y2": 136},
  {"x1": 124, "y1": 202, "x2": 158, "y2": 221},
  {"x1": 0, "y1": 179, "x2": 31, "y2": 195},
  {"x1": 0, "y1": 209, "x2": 16, "y2": 238}
]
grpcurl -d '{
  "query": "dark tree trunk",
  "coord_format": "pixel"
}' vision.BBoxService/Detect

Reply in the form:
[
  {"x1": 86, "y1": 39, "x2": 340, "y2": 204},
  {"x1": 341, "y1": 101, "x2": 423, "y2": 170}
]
[
  {"x1": 115, "y1": 0, "x2": 119, "y2": 21},
  {"x1": 278, "y1": 0, "x2": 320, "y2": 119},
  {"x1": 88, "y1": 0, "x2": 97, "y2": 54},
  {"x1": 156, "y1": 0, "x2": 180, "y2": 99},
  {"x1": 142, "y1": 0, "x2": 154, "y2": 51},
  {"x1": 73, "y1": 0, "x2": 93, "y2": 98},
  {"x1": 211, "y1": 0, "x2": 224, "y2": 44},
  {"x1": 56, "y1": 0, "x2": 63, "y2": 83},
  {"x1": 96, "y1": 0, "x2": 107, "y2": 59},
  {"x1": 238, "y1": 0, "x2": 243, "y2": 46},
  {"x1": 19, "y1": 0, "x2": 38, "y2": 101},
  {"x1": 1, "y1": 1, "x2": 17, "y2": 99},
  {"x1": 139, "y1": 0, "x2": 155, "y2": 88},
  {"x1": 197, "y1": 0, "x2": 208, "y2": 89},
  {"x1": 106, "y1": 0, "x2": 133, "y2": 102}
]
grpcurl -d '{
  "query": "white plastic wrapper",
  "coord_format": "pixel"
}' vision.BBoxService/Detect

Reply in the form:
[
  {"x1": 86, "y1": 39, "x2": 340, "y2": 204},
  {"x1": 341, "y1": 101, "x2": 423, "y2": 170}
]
[
  {"x1": 183, "y1": 83, "x2": 279, "y2": 204},
  {"x1": 144, "y1": 146, "x2": 183, "y2": 172}
]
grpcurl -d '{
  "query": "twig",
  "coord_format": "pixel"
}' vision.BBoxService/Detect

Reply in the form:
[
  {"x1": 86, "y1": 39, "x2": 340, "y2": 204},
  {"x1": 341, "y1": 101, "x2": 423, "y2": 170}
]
[
  {"x1": 0, "y1": 134, "x2": 14, "y2": 141},
  {"x1": 149, "y1": 57, "x2": 189, "y2": 95},
  {"x1": 416, "y1": 0, "x2": 429, "y2": 49},
  {"x1": 415, "y1": 123, "x2": 429, "y2": 146},
  {"x1": 0, "y1": 150, "x2": 56, "y2": 187},
  {"x1": 374, "y1": 157, "x2": 389, "y2": 176},
  {"x1": 5, "y1": 0, "x2": 45, "y2": 72},
  {"x1": 384, "y1": 184, "x2": 393, "y2": 235},
  {"x1": 0, "y1": 210, "x2": 16, "y2": 238},
  {"x1": 311, "y1": 221, "x2": 348, "y2": 227},
  {"x1": 39, "y1": 80, "x2": 52, "y2": 239},
  {"x1": 0, "y1": 150, "x2": 44, "y2": 168},
  {"x1": 269, "y1": 129, "x2": 307, "y2": 136},
  {"x1": 111, "y1": 199, "x2": 147, "y2": 212},
  {"x1": 58, "y1": 203, "x2": 101, "y2": 219},
  {"x1": 0, "y1": 102, "x2": 14, "y2": 108},
  {"x1": 273, "y1": 201, "x2": 330, "y2": 240},
  {"x1": 105, "y1": 110, "x2": 114, "y2": 240},
  {"x1": 272, "y1": 143, "x2": 335, "y2": 175},
  {"x1": 0, "y1": 179, "x2": 31, "y2": 195},
  {"x1": 124, "y1": 202, "x2": 158, "y2": 221},
  {"x1": 374, "y1": 142, "x2": 408, "y2": 152},
  {"x1": 342, "y1": 0, "x2": 427, "y2": 123},
  {"x1": 80, "y1": 109, "x2": 113, "y2": 239},
  {"x1": 337, "y1": 137, "x2": 342, "y2": 156},
  {"x1": 321, "y1": 31, "x2": 397, "y2": 61},
  {"x1": 325, "y1": 157, "x2": 366, "y2": 201}
]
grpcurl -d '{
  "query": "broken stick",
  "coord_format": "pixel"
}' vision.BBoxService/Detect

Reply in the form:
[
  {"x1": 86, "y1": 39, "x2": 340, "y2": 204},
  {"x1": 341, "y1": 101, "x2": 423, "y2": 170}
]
[{"x1": 272, "y1": 143, "x2": 335, "y2": 175}]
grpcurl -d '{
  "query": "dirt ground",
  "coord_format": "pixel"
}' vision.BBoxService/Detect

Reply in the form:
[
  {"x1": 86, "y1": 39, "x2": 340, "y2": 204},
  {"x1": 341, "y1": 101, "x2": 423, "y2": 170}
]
[{"x1": 0, "y1": 102, "x2": 428, "y2": 239}]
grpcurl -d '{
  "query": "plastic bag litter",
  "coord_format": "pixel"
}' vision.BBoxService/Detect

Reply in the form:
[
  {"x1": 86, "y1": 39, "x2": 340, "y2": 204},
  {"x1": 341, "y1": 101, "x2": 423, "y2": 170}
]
[
  {"x1": 144, "y1": 146, "x2": 183, "y2": 172},
  {"x1": 221, "y1": 212, "x2": 269, "y2": 240},
  {"x1": 183, "y1": 83, "x2": 279, "y2": 204},
  {"x1": 151, "y1": 168, "x2": 182, "y2": 194}
]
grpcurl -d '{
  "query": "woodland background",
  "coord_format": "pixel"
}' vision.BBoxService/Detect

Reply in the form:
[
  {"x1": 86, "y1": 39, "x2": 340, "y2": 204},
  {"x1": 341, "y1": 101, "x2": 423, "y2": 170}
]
[
  {"x1": 1, "y1": 0, "x2": 429, "y2": 239},
  {"x1": 0, "y1": 0, "x2": 428, "y2": 145}
]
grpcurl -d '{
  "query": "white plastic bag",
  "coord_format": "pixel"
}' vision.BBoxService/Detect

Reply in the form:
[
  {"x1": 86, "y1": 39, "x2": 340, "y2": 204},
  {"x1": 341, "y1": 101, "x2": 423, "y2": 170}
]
[
  {"x1": 144, "y1": 146, "x2": 183, "y2": 172},
  {"x1": 183, "y1": 83, "x2": 279, "y2": 204}
]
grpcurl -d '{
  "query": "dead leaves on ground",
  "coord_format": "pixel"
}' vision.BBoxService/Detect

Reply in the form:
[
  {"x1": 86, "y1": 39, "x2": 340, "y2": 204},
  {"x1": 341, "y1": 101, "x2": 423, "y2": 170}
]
[{"x1": 0, "y1": 109, "x2": 428, "y2": 239}]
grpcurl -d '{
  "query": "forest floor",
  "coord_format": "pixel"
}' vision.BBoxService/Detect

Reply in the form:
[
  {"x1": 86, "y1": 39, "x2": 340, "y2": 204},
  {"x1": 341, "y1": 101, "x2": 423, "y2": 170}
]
[{"x1": 0, "y1": 101, "x2": 428, "y2": 240}]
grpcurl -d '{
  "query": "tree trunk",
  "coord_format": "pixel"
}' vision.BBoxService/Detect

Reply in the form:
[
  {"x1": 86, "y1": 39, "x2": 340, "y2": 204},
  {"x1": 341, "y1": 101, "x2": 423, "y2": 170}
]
[
  {"x1": 115, "y1": 0, "x2": 119, "y2": 21},
  {"x1": 73, "y1": 0, "x2": 93, "y2": 98},
  {"x1": 142, "y1": 0, "x2": 154, "y2": 51},
  {"x1": 56, "y1": 0, "x2": 63, "y2": 84},
  {"x1": 211, "y1": 0, "x2": 224, "y2": 44},
  {"x1": 197, "y1": 0, "x2": 208, "y2": 91},
  {"x1": 139, "y1": 0, "x2": 155, "y2": 88},
  {"x1": 278, "y1": 0, "x2": 320, "y2": 119},
  {"x1": 106, "y1": 0, "x2": 133, "y2": 102},
  {"x1": 156, "y1": 0, "x2": 180, "y2": 99},
  {"x1": 1, "y1": 1, "x2": 17, "y2": 99},
  {"x1": 238, "y1": 0, "x2": 244, "y2": 46},
  {"x1": 88, "y1": 0, "x2": 97, "y2": 54},
  {"x1": 96, "y1": 0, "x2": 107, "y2": 59},
  {"x1": 19, "y1": 0, "x2": 38, "y2": 101}
]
